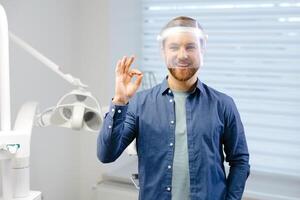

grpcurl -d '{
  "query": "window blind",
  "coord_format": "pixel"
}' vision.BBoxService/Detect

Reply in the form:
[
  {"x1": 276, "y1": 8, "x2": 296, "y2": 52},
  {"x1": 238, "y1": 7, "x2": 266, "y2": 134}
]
[{"x1": 141, "y1": 0, "x2": 300, "y2": 176}]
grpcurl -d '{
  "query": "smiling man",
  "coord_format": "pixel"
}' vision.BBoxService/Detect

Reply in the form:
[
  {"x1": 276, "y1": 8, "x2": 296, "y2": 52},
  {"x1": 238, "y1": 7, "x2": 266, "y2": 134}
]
[{"x1": 97, "y1": 16, "x2": 250, "y2": 200}]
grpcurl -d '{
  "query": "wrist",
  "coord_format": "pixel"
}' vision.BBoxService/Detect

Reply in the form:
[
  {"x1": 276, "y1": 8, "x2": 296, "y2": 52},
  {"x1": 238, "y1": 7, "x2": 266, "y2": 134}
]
[{"x1": 112, "y1": 96, "x2": 129, "y2": 105}]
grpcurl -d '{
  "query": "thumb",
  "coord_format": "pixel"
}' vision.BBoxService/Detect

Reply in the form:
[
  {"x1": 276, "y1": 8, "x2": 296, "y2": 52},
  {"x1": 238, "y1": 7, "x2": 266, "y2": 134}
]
[{"x1": 134, "y1": 74, "x2": 143, "y2": 88}]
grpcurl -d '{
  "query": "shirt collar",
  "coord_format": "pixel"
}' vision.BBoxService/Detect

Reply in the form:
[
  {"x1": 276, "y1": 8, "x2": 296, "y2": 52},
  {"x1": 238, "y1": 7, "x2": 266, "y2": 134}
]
[{"x1": 160, "y1": 76, "x2": 204, "y2": 95}]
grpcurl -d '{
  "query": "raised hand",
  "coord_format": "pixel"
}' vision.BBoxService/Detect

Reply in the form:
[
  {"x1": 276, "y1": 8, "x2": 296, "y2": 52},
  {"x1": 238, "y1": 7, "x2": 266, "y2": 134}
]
[{"x1": 112, "y1": 56, "x2": 143, "y2": 105}]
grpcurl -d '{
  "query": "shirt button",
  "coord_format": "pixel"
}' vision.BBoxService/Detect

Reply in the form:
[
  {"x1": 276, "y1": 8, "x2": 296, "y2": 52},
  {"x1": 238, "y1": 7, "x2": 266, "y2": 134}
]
[
  {"x1": 169, "y1": 99, "x2": 173, "y2": 103},
  {"x1": 170, "y1": 120, "x2": 174, "y2": 124},
  {"x1": 169, "y1": 142, "x2": 173, "y2": 146},
  {"x1": 168, "y1": 89, "x2": 171, "y2": 94},
  {"x1": 111, "y1": 108, "x2": 115, "y2": 112},
  {"x1": 168, "y1": 165, "x2": 172, "y2": 169},
  {"x1": 117, "y1": 109, "x2": 121, "y2": 113},
  {"x1": 166, "y1": 187, "x2": 171, "y2": 191},
  {"x1": 108, "y1": 125, "x2": 112, "y2": 129}
]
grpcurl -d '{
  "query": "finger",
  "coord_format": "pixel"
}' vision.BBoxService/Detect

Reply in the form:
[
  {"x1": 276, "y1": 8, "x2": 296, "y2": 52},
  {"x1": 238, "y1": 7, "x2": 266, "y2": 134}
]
[
  {"x1": 116, "y1": 57, "x2": 126, "y2": 74},
  {"x1": 115, "y1": 59, "x2": 122, "y2": 74},
  {"x1": 126, "y1": 69, "x2": 142, "y2": 84},
  {"x1": 125, "y1": 55, "x2": 135, "y2": 73},
  {"x1": 134, "y1": 74, "x2": 143, "y2": 88},
  {"x1": 129, "y1": 69, "x2": 143, "y2": 76},
  {"x1": 121, "y1": 56, "x2": 127, "y2": 73}
]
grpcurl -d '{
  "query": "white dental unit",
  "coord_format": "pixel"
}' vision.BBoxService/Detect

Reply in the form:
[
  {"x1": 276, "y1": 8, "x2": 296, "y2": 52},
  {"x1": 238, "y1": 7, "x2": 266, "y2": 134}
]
[{"x1": 0, "y1": 4, "x2": 103, "y2": 200}]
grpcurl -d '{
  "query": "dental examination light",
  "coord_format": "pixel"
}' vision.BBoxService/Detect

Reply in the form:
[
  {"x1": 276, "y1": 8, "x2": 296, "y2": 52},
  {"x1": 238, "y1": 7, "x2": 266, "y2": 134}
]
[
  {"x1": 0, "y1": 4, "x2": 102, "y2": 200},
  {"x1": 9, "y1": 32, "x2": 103, "y2": 132},
  {"x1": 36, "y1": 89, "x2": 102, "y2": 132},
  {"x1": 10, "y1": 32, "x2": 103, "y2": 132}
]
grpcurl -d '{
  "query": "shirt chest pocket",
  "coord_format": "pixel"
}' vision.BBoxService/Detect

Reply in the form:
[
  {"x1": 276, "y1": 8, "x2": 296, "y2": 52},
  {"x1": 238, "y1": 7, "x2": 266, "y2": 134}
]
[
  {"x1": 192, "y1": 112, "x2": 224, "y2": 154},
  {"x1": 139, "y1": 116, "x2": 169, "y2": 156}
]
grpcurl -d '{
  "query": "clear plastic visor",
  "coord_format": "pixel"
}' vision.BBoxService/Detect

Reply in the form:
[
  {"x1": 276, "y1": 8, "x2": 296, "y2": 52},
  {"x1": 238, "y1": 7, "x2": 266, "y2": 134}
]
[{"x1": 158, "y1": 27, "x2": 207, "y2": 69}]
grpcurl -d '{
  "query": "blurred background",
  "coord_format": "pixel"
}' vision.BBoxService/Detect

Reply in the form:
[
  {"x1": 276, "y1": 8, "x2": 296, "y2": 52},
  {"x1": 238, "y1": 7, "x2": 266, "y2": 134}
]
[{"x1": 0, "y1": 0, "x2": 299, "y2": 200}]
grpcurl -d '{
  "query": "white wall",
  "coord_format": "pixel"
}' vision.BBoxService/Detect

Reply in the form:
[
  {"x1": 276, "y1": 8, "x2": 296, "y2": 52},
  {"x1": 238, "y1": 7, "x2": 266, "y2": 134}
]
[
  {"x1": 0, "y1": 0, "x2": 142, "y2": 200},
  {"x1": 76, "y1": 1, "x2": 109, "y2": 199},
  {"x1": 77, "y1": 0, "x2": 142, "y2": 200},
  {"x1": 0, "y1": 0, "x2": 81, "y2": 200}
]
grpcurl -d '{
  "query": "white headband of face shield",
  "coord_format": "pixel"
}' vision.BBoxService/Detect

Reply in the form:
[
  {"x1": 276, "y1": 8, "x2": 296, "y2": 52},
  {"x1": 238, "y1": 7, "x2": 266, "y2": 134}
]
[{"x1": 157, "y1": 27, "x2": 208, "y2": 43}]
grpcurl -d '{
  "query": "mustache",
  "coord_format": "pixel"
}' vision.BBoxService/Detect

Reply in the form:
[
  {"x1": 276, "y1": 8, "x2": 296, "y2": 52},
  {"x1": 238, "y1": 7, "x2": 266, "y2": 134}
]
[{"x1": 172, "y1": 59, "x2": 193, "y2": 65}]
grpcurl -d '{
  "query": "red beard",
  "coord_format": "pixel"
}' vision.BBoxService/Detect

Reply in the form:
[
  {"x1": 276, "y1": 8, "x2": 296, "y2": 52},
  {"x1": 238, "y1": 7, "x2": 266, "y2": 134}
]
[{"x1": 168, "y1": 67, "x2": 198, "y2": 81}]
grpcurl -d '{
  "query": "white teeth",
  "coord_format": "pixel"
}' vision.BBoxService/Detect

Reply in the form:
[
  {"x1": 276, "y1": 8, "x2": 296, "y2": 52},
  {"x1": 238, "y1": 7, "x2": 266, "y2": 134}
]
[{"x1": 177, "y1": 63, "x2": 189, "y2": 67}]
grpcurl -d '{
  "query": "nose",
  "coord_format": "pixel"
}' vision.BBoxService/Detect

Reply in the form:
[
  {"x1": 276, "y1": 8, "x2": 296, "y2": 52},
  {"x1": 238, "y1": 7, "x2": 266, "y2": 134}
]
[{"x1": 178, "y1": 47, "x2": 188, "y2": 59}]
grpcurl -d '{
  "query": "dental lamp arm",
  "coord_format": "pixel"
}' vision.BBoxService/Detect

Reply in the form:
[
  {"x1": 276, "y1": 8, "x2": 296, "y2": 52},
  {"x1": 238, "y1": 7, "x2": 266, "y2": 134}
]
[
  {"x1": 9, "y1": 33, "x2": 103, "y2": 132},
  {"x1": 9, "y1": 32, "x2": 87, "y2": 88}
]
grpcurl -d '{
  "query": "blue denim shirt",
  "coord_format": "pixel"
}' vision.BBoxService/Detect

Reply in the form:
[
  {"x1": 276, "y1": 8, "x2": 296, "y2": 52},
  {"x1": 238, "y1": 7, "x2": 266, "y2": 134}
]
[{"x1": 97, "y1": 77, "x2": 250, "y2": 200}]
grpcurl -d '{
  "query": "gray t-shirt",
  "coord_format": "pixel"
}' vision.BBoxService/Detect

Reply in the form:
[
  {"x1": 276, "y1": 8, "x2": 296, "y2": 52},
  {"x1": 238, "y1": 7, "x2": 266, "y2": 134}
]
[{"x1": 172, "y1": 90, "x2": 191, "y2": 200}]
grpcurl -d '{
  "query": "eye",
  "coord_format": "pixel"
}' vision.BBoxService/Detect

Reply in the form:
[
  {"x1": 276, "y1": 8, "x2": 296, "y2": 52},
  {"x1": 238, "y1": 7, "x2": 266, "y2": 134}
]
[
  {"x1": 186, "y1": 45, "x2": 197, "y2": 50},
  {"x1": 169, "y1": 46, "x2": 179, "y2": 51}
]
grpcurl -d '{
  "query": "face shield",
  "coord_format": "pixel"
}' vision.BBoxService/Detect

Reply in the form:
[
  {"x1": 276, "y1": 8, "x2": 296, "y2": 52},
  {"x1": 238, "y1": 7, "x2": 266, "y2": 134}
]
[{"x1": 157, "y1": 26, "x2": 208, "y2": 69}]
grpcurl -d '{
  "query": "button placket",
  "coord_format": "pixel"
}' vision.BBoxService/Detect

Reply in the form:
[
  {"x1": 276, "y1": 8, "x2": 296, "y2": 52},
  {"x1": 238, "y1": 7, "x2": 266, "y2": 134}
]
[{"x1": 167, "y1": 96, "x2": 175, "y2": 194}]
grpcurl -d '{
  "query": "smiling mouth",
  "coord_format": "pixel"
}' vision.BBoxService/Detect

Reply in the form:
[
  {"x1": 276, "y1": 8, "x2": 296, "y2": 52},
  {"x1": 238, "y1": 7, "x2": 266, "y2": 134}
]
[{"x1": 176, "y1": 63, "x2": 191, "y2": 67}]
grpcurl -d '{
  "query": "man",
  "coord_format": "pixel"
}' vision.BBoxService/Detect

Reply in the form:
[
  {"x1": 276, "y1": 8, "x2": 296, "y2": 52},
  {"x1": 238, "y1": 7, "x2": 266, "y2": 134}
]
[{"x1": 97, "y1": 16, "x2": 250, "y2": 200}]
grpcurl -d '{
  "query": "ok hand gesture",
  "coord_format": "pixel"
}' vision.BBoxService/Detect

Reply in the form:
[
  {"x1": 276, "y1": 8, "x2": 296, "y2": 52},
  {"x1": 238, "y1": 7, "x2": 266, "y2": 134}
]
[{"x1": 113, "y1": 56, "x2": 143, "y2": 105}]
